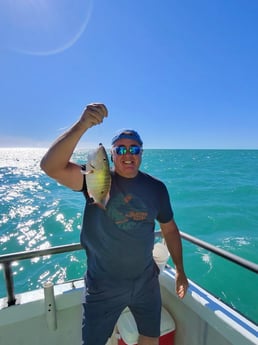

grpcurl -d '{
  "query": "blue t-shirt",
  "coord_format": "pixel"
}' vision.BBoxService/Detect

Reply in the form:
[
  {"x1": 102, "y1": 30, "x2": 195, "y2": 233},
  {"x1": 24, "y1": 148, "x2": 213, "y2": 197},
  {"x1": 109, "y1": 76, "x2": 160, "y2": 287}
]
[{"x1": 80, "y1": 171, "x2": 173, "y2": 279}]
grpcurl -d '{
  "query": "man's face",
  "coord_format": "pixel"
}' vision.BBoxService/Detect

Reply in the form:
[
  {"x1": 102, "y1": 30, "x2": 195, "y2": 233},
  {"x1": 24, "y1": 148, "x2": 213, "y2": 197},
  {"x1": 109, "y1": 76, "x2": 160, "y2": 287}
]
[{"x1": 111, "y1": 139, "x2": 143, "y2": 178}]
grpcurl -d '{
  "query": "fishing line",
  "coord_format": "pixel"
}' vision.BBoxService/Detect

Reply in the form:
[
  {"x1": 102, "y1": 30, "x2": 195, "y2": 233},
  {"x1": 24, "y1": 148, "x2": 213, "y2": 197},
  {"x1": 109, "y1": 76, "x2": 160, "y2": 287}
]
[{"x1": 1, "y1": 0, "x2": 93, "y2": 56}]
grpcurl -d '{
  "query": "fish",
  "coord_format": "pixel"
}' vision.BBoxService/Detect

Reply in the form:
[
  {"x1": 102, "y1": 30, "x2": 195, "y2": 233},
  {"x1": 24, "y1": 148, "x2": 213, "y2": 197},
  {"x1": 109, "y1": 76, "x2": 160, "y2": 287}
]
[{"x1": 81, "y1": 143, "x2": 111, "y2": 208}]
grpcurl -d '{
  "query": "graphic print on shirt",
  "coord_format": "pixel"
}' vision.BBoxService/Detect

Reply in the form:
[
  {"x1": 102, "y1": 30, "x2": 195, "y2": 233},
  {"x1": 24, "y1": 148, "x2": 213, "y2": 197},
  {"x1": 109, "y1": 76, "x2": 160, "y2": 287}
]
[{"x1": 106, "y1": 192, "x2": 149, "y2": 231}]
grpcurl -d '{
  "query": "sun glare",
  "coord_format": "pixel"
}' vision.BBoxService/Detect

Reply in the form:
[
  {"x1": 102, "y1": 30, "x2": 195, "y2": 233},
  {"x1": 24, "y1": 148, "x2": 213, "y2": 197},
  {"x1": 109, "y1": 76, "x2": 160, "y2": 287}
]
[{"x1": 1, "y1": 0, "x2": 93, "y2": 55}]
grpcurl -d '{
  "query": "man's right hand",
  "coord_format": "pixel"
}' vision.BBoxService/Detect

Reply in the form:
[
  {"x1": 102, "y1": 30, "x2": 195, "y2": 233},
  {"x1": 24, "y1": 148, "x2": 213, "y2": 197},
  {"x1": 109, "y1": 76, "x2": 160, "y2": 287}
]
[{"x1": 80, "y1": 103, "x2": 108, "y2": 129}]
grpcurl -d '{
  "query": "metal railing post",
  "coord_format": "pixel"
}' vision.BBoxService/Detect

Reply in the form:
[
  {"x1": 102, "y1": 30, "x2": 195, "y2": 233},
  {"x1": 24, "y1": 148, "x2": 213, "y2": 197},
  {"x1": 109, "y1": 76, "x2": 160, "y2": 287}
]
[{"x1": 3, "y1": 261, "x2": 16, "y2": 306}]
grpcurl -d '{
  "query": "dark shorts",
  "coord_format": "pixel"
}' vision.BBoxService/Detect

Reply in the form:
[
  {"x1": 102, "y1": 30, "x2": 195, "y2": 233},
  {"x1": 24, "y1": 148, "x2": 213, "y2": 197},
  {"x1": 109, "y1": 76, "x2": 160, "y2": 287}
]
[{"x1": 82, "y1": 265, "x2": 161, "y2": 345}]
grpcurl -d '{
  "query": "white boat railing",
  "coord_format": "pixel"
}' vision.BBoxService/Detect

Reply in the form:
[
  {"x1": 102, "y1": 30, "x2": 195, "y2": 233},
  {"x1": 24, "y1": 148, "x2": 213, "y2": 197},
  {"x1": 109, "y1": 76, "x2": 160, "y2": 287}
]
[{"x1": 0, "y1": 230, "x2": 257, "y2": 309}]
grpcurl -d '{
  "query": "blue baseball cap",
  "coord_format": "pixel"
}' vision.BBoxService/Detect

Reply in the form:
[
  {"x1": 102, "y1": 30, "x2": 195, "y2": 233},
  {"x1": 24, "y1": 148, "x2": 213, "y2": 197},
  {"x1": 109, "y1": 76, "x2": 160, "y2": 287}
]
[{"x1": 111, "y1": 129, "x2": 143, "y2": 146}]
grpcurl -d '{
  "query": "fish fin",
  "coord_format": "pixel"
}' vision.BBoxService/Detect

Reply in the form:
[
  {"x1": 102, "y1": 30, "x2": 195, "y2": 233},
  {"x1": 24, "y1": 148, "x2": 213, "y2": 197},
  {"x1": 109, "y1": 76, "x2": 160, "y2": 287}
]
[
  {"x1": 95, "y1": 202, "x2": 106, "y2": 210},
  {"x1": 91, "y1": 194, "x2": 110, "y2": 210},
  {"x1": 81, "y1": 169, "x2": 94, "y2": 175},
  {"x1": 105, "y1": 192, "x2": 110, "y2": 206}
]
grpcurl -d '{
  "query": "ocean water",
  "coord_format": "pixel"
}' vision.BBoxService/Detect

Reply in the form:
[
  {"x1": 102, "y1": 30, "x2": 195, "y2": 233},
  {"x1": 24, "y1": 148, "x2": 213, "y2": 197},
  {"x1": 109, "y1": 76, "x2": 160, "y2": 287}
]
[{"x1": 0, "y1": 148, "x2": 257, "y2": 322}]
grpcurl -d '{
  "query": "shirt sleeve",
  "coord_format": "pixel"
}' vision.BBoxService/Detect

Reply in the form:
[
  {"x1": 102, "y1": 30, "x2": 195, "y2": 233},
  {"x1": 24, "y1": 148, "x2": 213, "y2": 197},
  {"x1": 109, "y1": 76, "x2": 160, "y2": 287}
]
[
  {"x1": 76, "y1": 164, "x2": 90, "y2": 200},
  {"x1": 156, "y1": 182, "x2": 174, "y2": 223}
]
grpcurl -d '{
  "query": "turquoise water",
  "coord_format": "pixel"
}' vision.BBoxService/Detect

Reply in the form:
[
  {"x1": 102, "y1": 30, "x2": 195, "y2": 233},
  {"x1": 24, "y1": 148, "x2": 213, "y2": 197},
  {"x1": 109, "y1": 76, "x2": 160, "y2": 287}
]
[{"x1": 0, "y1": 148, "x2": 257, "y2": 322}]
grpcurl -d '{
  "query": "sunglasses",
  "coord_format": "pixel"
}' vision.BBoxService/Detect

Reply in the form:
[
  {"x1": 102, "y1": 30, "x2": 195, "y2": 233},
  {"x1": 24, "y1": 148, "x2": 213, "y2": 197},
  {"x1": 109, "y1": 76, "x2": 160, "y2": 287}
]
[{"x1": 113, "y1": 145, "x2": 142, "y2": 155}]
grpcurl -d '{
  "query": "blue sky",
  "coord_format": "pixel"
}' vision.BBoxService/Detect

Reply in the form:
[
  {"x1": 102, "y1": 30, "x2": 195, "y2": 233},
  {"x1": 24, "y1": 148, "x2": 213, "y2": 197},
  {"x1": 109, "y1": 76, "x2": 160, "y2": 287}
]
[{"x1": 0, "y1": 0, "x2": 257, "y2": 149}]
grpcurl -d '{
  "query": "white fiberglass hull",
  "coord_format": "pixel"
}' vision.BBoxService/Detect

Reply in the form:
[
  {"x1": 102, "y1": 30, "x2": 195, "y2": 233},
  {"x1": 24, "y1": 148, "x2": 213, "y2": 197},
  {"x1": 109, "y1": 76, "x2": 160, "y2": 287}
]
[{"x1": 0, "y1": 266, "x2": 257, "y2": 345}]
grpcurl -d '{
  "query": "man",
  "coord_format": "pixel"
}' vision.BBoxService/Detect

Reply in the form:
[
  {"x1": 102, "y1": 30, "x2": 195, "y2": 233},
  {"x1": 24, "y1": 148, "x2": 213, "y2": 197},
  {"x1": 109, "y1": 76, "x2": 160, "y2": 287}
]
[{"x1": 40, "y1": 103, "x2": 188, "y2": 345}]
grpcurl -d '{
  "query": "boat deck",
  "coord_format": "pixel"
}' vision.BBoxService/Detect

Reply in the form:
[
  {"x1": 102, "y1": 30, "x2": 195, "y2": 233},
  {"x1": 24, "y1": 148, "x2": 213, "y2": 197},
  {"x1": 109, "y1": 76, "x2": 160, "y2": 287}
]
[{"x1": 0, "y1": 267, "x2": 257, "y2": 345}]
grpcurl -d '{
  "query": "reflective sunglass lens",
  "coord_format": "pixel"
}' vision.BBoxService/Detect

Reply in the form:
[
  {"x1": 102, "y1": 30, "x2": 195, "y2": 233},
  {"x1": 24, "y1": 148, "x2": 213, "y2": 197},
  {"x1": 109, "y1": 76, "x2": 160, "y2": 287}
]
[
  {"x1": 115, "y1": 146, "x2": 127, "y2": 155},
  {"x1": 129, "y1": 146, "x2": 141, "y2": 154},
  {"x1": 114, "y1": 145, "x2": 141, "y2": 155}
]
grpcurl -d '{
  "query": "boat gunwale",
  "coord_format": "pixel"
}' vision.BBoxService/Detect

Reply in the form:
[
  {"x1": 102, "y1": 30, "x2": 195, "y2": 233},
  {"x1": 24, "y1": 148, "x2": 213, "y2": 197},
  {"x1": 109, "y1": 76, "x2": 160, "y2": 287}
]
[{"x1": 0, "y1": 230, "x2": 257, "y2": 322}]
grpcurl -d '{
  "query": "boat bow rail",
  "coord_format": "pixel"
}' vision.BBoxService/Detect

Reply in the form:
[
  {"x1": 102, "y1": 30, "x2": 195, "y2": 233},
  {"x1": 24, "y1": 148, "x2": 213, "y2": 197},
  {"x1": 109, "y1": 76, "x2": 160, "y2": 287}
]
[
  {"x1": 0, "y1": 231, "x2": 257, "y2": 310},
  {"x1": 180, "y1": 231, "x2": 258, "y2": 273},
  {"x1": 0, "y1": 243, "x2": 83, "y2": 307}
]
